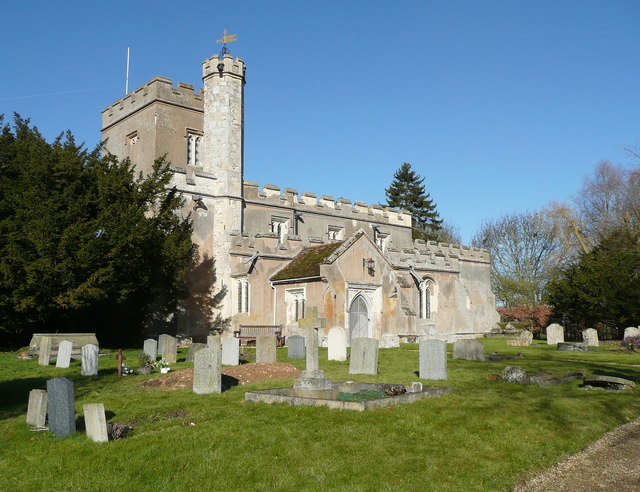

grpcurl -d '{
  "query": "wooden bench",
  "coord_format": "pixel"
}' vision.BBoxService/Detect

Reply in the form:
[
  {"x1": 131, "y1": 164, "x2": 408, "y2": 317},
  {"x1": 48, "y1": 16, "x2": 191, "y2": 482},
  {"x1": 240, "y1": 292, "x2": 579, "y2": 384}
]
[{"x1": 234, "y1": 325, "x2": 284, "y2": 347}]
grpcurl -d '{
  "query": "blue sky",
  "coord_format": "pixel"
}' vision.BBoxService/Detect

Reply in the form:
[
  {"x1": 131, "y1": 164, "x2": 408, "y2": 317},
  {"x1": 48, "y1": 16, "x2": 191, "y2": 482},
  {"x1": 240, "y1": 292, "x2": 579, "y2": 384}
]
[{"x1": 1, "y1": 1, "x2": 638, "y2": 243}]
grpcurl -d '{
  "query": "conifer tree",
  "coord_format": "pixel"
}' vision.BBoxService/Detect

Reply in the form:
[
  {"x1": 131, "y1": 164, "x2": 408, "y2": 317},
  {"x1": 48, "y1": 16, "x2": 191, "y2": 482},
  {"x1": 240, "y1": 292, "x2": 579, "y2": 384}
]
[{"x1": 385, "y1": 163, "x2": 443, "y2": 241}]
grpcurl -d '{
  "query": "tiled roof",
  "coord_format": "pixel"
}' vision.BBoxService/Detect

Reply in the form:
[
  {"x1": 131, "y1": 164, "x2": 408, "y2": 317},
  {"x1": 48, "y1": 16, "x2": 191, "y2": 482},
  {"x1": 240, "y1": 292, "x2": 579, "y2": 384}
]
[{"x1": 270, "y1": 241, "x2": 344, "y2": 281}]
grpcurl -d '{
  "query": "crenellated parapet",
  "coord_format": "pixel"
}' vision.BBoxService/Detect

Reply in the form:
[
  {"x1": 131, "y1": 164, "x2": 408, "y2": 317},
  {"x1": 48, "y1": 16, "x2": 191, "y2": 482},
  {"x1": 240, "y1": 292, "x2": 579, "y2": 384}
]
[
  {"x1": 202, "y1": 54, "x2": 245, "y2": 82},
  {"x1": 243, "y1": 181, "x2": 412, "y2": 227},
  {"x1": 102, "y1": 77, "x2": 204, "y2": 129}
]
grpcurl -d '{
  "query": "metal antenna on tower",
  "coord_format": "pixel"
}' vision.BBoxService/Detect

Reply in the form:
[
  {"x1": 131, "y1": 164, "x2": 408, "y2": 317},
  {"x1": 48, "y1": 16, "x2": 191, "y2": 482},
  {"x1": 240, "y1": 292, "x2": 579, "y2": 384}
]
[{"x1": 125, "y1": 47, "x2": 131, "y2": 95}]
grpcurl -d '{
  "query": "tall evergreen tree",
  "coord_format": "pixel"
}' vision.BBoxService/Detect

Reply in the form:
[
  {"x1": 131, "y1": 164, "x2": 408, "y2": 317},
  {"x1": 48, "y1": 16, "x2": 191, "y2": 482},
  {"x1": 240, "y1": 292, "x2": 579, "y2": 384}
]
[
  {"x1": 0, "y1": 115, "x2": 220, "y2": 346},
  {"x1": 385, "y1": 162, "x2": 443, "y2": 241}
]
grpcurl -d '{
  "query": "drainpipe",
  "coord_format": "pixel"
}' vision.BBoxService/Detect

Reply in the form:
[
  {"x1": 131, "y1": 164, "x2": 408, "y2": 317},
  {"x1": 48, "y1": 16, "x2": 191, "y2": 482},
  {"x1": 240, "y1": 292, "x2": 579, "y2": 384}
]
[{"x1": 270, "y1": 281, "x2": 277, "y2": 325}]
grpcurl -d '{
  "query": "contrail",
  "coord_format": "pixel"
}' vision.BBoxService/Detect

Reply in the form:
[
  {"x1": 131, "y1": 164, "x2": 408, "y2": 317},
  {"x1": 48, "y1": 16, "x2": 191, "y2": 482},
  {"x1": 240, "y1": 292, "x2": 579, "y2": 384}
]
[{"x1": 0, "y1": 86, "x2": 120, "y2": 103}]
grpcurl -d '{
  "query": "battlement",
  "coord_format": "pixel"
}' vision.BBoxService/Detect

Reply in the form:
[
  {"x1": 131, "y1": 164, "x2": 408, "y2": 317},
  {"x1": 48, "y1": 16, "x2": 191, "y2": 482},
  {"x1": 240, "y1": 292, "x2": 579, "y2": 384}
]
[
  {"x1": 243, "y1": 181, "x2": 412, "y2": 227},
  {"x1": 101, "y1": 77, "x2": 204, "y2": 129},
  {"x1": 410, "y1": 240, "x2": 491, "y2": 263},
  {"x1": 202, "y1": 54, "x2": 245, "y2": 81}
]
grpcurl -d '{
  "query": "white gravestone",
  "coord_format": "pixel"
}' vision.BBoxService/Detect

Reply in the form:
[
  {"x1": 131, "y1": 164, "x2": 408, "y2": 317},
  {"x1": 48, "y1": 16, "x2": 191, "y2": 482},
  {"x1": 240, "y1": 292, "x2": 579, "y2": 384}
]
[
  {"x1": 26, "y1": 389, "x2": 48, "y2": 427},
  {"x1": 83, "y1": 403, "x2": 109, "y2": 443},
  {"x1": 193, "y1": 347, "x2": 222, "y2": 394},
  {"x1": 221, "y1": 337, "x2": 240, "y2": 366},
  {"x1": 419, "y1": 338, "x2": 447, "y2": 380},
  {"x1": 349, "y1": 338, "x2": 379, "y2": 375},
  {"x1": 327, "y1": 326, "x2": 347, "y2": 361},
  {"x1": 38, "y1": 336, "x2": 52, "y2": 366},
  {"x1": 380, "y1": 334, "x2": 400, "y2": 349},
  {"x1": 81, "y1": 344, "x2": 99, "y2": 376},
  {"x1": 452, "y1": 339, "x2": 485, "y2": 361},
  {"x1": 624, "y1": 327, "x2": 639, "y2": 339},
  {"x1": 546, "y1": 324, "x2": 565, "y2": 345},
  {"x1": 582, "y1": 328, "x2": 599, "y2": 347},
  {"x1": 143, "y1": 339, "x2": 157, "y2": 360},
  {"x1": 55, "y1": 340, "x2": 73, "y2": 369}
]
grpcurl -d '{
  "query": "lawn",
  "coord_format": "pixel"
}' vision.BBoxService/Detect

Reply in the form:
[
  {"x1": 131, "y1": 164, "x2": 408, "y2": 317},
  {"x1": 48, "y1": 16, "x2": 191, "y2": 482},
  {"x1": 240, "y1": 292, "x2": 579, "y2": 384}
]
[{"x1": 1, "y1": 338, "x2": 639, "y2": 491}]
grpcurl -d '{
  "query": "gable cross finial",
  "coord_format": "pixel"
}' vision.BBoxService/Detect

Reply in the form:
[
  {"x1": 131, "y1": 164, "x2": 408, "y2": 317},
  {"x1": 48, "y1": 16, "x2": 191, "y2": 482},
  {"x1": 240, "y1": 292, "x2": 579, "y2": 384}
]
[{"x1": 216, "y1": 28, "x2": 237, "y2": 56}]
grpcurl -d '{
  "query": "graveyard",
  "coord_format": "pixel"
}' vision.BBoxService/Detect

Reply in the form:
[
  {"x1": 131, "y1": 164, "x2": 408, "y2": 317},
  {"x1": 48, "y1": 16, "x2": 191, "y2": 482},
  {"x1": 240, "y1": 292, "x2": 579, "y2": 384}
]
[{"x1": 1, "y1": 333, "x2": 639, "y2": 491}]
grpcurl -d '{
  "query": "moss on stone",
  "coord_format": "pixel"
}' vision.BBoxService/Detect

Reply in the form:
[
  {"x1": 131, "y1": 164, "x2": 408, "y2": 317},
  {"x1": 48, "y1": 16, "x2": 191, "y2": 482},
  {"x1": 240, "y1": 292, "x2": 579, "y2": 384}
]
[{"x1": 271, "y1": 242, "x2": 343, "y2": 281}]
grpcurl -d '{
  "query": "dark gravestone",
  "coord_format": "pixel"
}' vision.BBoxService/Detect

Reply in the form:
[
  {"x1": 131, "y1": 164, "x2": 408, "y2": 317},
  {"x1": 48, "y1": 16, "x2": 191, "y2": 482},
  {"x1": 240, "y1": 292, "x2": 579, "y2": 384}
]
[
  {"x1": 557, "y1": 342, "x2": 588, "y2": 352},
  {"x1": 287, "y1": 335, "x2": 305, "y2": 360},
  {"x1": 46, "y1": 377, "x2": 76, "y2": 438}
]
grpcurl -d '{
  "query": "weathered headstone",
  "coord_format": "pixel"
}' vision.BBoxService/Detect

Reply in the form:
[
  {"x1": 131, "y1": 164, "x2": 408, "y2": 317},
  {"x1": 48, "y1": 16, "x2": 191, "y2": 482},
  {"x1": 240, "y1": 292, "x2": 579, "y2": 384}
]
[
  {"x1": 557, "y1": 342, "x2": 588, "y2": 352},
  {"x1": 55, "y1": 340, "x2": 73, "y2": 369},
  {"x1": 81, "y1": 344, "x2": 99, "y2": 376},
  {"x1": 221, "y1": 337, "x2": 240, "y2": 366},
  {"x1": 143, "y1": 339, "x2": 158, "y2": 360},
  {"x1": 193, "y1": 347, "x2": 222, "y2": 394},
  {"x1": 26, "y1": 389, "x2": 48, "y2": 427},
  {"x1": 327, "y1": 326, "x2": 347, "y2": 361},
  {"x1": 380, "y1": 334, "x2": 400, "y2": 349},
  {"x1": 186, "y1": 343, "x2": 207, "y2": 362},
  {"x1": 38, "y1": 336, "x2": 52, "y2": 366},
  {"x1": 298, "y1": 307, "x2": 326, "y2": 370},
  {"x1": 163, "y1": 336, "x2": 178, "y2": 363},
  {"x1": 624, "y1": 327, "x2": 640, "y2": 339},
  {"x1": 349, "y1": 338, "x2": 379, "y2": 375},
  {"x1": 46, "y1": 377, "x2": 75, "y2": 438},
  {"x1": 157, "y1": 334, "x2": 170, "y2": 357},
  {"x1": 507, "y1": 330, "x2": 533, "y2": 347},
  {"x1": 546, "y1": 323, "x2": 565, "y2": 345},
  {"x1": 293, "y1": 319, "x2": 333, "y2": 391},
  {"x1": 452, "y1": 339, "x2": 485, "y2": 361},
  {"x1": 83, "y1": 403, "x2": 108, "y2": 443},
  {"x1": 287, "y1": 335, "x2": 305, "y2": 359},
  {"x1": 419, "y1": 338, "x2": 447, "y2": 380},
  {"x1": 207, "y1": 334, "x2": 221, "y2": 349},
  {"x1": 255, "y1": 336, "x2": 277, "y2": 363},
  {"x1": 582, "y1": 328, "x2": 599, "y2": 347}
]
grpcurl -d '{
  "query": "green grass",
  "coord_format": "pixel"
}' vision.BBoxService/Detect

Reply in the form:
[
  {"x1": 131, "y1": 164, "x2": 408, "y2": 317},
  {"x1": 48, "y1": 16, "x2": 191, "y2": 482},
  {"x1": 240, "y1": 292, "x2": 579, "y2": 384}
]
[{"x1": 1, "y1": 339, "x2": 639, "y2": 491}]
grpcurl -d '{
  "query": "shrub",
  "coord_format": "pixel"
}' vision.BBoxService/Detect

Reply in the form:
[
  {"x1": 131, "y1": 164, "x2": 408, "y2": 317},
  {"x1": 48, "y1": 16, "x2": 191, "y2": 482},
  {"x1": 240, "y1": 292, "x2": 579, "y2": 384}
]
[{"x1": 622, "y1": 335, "x2": 640, "y2": 352}]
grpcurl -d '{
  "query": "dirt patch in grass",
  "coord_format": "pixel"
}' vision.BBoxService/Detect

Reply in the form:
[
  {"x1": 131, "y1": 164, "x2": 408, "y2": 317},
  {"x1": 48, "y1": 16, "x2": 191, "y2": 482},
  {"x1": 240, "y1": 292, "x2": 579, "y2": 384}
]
[
  {"x1": 141, "y1": 363, "x2": 300, "y2": 390},
  {"x1": 514, "y1": 417, "x2": 640, "y2": 491}
]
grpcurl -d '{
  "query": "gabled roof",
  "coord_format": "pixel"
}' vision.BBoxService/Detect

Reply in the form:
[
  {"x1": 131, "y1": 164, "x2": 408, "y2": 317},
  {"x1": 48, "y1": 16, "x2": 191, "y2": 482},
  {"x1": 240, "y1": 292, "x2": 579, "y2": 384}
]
[{"x1": 270, "y1": 241, "x2": 344, "y2": 281}]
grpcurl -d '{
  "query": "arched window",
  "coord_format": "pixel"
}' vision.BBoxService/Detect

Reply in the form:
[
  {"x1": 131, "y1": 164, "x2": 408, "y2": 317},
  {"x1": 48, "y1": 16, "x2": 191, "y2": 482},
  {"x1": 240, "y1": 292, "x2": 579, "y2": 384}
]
[{"x1": 420, "y1": 279, "x2": 434, "y2": 319}]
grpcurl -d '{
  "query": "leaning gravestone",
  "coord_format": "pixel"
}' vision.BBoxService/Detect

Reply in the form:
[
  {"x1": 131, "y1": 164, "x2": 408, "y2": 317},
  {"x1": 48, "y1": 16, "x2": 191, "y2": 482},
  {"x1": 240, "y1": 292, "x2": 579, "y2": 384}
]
[
  {"x1": 38, "y1": 336, "x2": 52, "y2": 366},
  {"x1": 143, "y1": 339, "x2": 158, "y2": 360},
  {"x1": 288, "y1": 335, "x2": 305, "y2": 359},
  {"x1": 186, "y1": 343, "x2": 207, "y2": 362},
  {"x1": 83, "y1": 403, "x2": 108, "y2": 443},
  {"x1": 507, "y1": 330, "x2": 533, "y2": 347},
  {"x1": 26, "y1": 389, "x2": 48, "y2": 428},
  {"x1": 81, "y1": 344, "x2": 99, "y2": 376},
  {"x1": 221, "y1": 337, "x2": 240, "y2": 366},
  {"x1": 582, "y1": 328, "x2": 599, "y2": 347},
  {"x1": 256, "y1": 336, "x2": 277, "y2": 363},
  {"x1": 55, "y1": 341, "x2": 73, "y2": 369},
  {"x1": 47, "y1": 377, "x2": 75, "y2": 438},
  {"x1": 193, "y1": 347, "x2": 222, "y2": 394},
  {"x1": 207, "y1": 334, "x2": 221, "y2": 349},
  {"x1": 327, "y1": 326, "x2": 347, "y2": 361},
  {"x1": 157, "y1": 334, "x2": 170, "y2": 357},
  {"x1": 163, "y1": 336, "x2": 178, "y2": 363},
  {"x1": 546, "y1": 323, "x2": 565, "y2": 345},
  {"x1": 452, "y1": 339, "x2": 485, "y2": 361},
  {"x1": 624, "y1": 327, "x2": 640, "y2": 339},
  {"x1": 349, "y1": 337, "x2": 379, "y2": 375},
  {"x1": 419, "y1": 338, "x2": 447, "y2": 380}
]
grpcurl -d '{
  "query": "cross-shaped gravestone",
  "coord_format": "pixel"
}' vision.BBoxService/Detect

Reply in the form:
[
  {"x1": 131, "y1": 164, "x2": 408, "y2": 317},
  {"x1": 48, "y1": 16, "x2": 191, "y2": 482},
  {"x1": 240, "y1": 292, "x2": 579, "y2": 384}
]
[
  {"x1": 116, "y1": 349, "x2": 127, "y2": 377},
  {"x1": 298, "y1": 307, "x2": 325, "y2": 372}
]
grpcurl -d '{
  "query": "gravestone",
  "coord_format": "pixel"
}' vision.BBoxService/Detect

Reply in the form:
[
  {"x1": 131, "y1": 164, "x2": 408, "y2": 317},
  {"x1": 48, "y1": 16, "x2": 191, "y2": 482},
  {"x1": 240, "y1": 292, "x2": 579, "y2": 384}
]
[
  {"x1": 38, "y1": 336, "x2": 52, "y2": 366},
  {"x1": 582, "y1": 328, "x2": 599, "y2": 347},
  {"x1": 143, "y1": 339, "x2": 158, "y2": 360},
  {"x1": 380, "y1": 334, "x2": 400, "y2": 349},
  {"x1": 287, "y1": 335, "x2": 305, "y2": 359},
  {"x1": 193, "y1": 347, "x2": 222, "y2": 394},
  {"x1": 83, "y1": 403, "x2": 108, "y2": 443},
  {"x1": 157, "y1": 334, "x2": 170, "y2": 357},
  {"x1": 298, "y1": 307, "x2": 325, "y2": 369},
  {"x1": 452, "y1": 339, "x2": 485, "y2": 361},
  {"x1": 81, "y1": 344, "x2": 99, "y2": 376},
  {"x1": 294, "y1": 312, "x2": 333, "y2": 391},
  {"x1": 26, "y1": 389, "x2": 48, "y2": 428},
  {"x1": 46, "y1": 377, "x2": 75, "y2": 438},
  {"x1": 419, "y1": 338, "x2": 447, "y2": 380},
  {"x1": 557, "y1": 342, "x2": 588, "y2": 352},
  {"x1": 207, "y1": 334, "x2": 221, "y2": 349},
  {"x1": 546, "y1": 323, "x2": 565, "y2": 345},
  {"x1": 186, "y1": 343, "x2": 207, "y2": 362},
  {"x1": 507, "y1": 330, "x2": 533, "y2": 347},
  {"x1": 349, "y1": 338, "x2": 379, "y2": 375},
  {"x1": 28, "y1": 333, "x2": 99, "y2": 358},
  {"x1": 221, "y1": 337, "x2": 240, "y2": 366},
  {"x1": 256, "y1": 336, "x2": 277, "y2": 363},
  {"x1": 164, "y1": 336, "x2": 178, "y2": 363},
  {"x1": 327, "y1": 326, "x2": 347, "y2": 361},
  {"x1": 55, "y1": 340, "x2": 73, "y2": 368},
  {"x1": 624, "y1": 327, "x2": 640, "y2": 339}
]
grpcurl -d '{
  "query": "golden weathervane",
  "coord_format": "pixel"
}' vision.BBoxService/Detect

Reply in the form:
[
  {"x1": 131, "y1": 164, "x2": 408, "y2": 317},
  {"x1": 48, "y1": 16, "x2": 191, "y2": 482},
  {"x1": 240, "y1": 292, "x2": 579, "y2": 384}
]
[{"x1": 217, "y1": 29, "x2": 237, "y2": 55}]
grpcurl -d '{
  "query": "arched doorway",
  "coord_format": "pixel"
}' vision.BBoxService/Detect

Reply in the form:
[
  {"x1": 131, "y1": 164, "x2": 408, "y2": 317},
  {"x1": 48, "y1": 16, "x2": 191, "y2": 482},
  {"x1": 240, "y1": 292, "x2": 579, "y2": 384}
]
[{"x1": 349, "y1": 295, "x2": 370, "y2": 341}]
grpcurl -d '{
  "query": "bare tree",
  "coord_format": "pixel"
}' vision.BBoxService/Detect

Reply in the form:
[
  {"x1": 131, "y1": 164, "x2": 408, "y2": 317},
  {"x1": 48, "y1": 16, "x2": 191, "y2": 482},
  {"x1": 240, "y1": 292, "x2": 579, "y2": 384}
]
[{"x1": 472, "y1": 211, "x2": 568, "y2": 307}]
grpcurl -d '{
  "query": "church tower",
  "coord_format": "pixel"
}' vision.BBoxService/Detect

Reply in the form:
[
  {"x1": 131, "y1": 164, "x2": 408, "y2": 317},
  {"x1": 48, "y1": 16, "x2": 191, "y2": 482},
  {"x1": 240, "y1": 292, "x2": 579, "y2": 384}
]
[{"x1": 201, "y1": 53, "x2": 246, "y2": 319}]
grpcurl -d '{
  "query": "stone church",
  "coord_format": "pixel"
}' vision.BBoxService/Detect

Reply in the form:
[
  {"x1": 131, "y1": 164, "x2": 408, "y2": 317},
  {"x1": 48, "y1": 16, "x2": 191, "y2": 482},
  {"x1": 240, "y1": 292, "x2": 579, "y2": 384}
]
[{"x1": 101, "y1": 48, "x2": 499, "y2": 343}]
